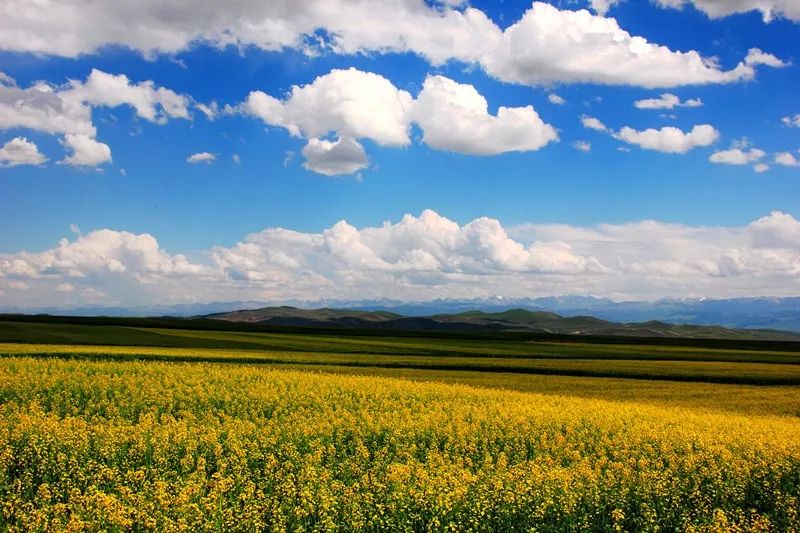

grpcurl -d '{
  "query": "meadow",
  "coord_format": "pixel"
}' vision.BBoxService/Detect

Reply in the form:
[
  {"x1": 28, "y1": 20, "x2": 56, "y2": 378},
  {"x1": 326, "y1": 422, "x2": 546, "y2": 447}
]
[{"x1": 1, "y1": 318, "x2": 800, "y2": 531}]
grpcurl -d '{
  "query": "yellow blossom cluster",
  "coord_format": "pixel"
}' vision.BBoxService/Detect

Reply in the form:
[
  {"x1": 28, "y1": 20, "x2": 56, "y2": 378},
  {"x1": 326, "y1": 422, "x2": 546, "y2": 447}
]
[{"x1": 0, "y1": 357, "x2": 798, "y2": 531}]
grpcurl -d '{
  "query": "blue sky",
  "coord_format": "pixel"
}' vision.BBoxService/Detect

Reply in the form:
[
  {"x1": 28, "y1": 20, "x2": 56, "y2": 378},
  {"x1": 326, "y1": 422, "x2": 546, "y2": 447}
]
[{"x1": 1, "y1": 0, "x2": 799, "y2": 307}]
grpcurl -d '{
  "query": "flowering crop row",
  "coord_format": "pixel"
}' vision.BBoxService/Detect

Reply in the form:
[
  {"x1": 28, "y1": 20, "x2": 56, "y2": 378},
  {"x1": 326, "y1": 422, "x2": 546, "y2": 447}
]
[{"x1": 0, "y1": 357, "x2": 798, "y2": 531}]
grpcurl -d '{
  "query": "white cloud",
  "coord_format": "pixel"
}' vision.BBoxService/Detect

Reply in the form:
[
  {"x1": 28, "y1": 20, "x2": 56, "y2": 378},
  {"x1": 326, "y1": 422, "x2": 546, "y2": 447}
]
[
  {"x1": 0, "y1": 76, "x2": 95, "y2": 137},
  {"x1": 479, "y1": 4, "x2": 783, "y2": 87},
  {"x1": 709, "y1": 146, "x2": 766, "y2": 165},
  {"x1": 742, "y1": 48, "x2": 789, "y2": 68},
  {"x1": 62, "y1": 69, "x2": 190, "y2": 123},
  {"x1": 196, "y1": 101, "x2": 219, "y2": 120},
  {"x1": 0, "y1": 2, "x2": 783, "y2": 88},
  {"x1": 0, "y1": 136, "x2": 47, "y2": 166},
  {"x1": 614, "y1": 124, "x2": 719, "y2": 153},
  {"x1": 754, "y1": 163, "x2": 770, "y2": 173},
  {"x1": 581, "y1": 115, "x2": 609, "y2": 132},
  {"x1": 634, "y1": 93, "x2": 703, "y2": 109},
  {"x1": 301, "y1": 137, "x2": 368, "y2": 176},
  {"x1": 583, "y1": 113, "x2": 719, "y2": 154},
  {"x1": 783, "y1": 115, "x2": 800, "y2": 127},
  {"x1": 572, "y1": 140, "x2": 591, "y2": 152},
  {"x1": 242, "y1": 69, "x2": 557, "y2": 170},
  {"x1": 60, "y1": 133, "x2": 111, "y2": 166},
  {"x1": 652, "y1": 0, "x2": 800, "y2": 22},
  {"x1": 589, "y1": 0, "x2": 622, "y2": 15},
  {"x1": 412, "y1": 75, "x2": 558, "y2": 155},
  {"x1": 187, "y1": 152, "x2": 215, "y2": 164},
  {"x1": 3, "y1": 209, "x2": 800, "y2": 306},
  {"x1": 775, "y1": 151, "x2": 800, "y2": 167},
  {"x1": 242, "y1": 68, "x2": 413, "y2": 147},
  {"x1": 0, "y1": 69, "x2": 189, "y2": 168},
  {"x1": 548, "y1": 93, "x2": 566, "y2": 105}
]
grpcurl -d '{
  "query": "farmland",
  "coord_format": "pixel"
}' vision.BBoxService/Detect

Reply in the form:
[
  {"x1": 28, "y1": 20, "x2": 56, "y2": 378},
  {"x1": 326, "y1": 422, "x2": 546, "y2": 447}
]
[{"x1": 1, "y1": 318, "x2": 800, "y2": 530}]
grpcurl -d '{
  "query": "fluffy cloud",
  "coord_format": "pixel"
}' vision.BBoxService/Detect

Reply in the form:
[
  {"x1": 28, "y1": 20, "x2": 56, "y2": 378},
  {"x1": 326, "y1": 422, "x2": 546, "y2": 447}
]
[
  {"x1": 634, "y1": 93, "x2": 703, "y2": 109},
  {"x1": 583, "y1": 114, "x2": 720, "y2": 153},
  {"x1": 0, "y1": 136, "x2": 47, "y2": 166},
  {"x1": 0, "y1": 75, "x2": 95, "y2": 137},
  {"x1": 0, "y1": 2, "x2": 784, "y2": 88},
  {"x1": 652, "y1": 0, "x2": 800, "y2": 22},
  {"x1": 775, "y1": 151, "x2": 800, "y2": 167},
  {"x1": 412, "y1": 75, "x2": 558, "y2": 155},
  {"x1": 548, "y1": 94, "x2": 566, "y2": 105},
  {"x1": 243, "y1": 69, "x2": 557, "y2": 172},
  {"x1": 614, "y1": 124, "x2": 719, "y2": 153},
  {"x1": 2, "y1": 209, "x2": 800, "y2": 307},
  {"x1": 62, "y1": 69, "x2": 190, "y2": 123},
  {"x1": 187, "y1": 152, "x2": 215, "y2": 164},
  {"x1": 60, "y1": 133, "x2": 111, "y2": 166},
  {"x1": 709, "y1": 145, "x2": 766, "y2": 166},
  {"x1": 589, "y1": 0, "x2": 622, "y2": 15},
  {"x1": 301, "y1": 137, "x2": 368, "y2": 176},
  {"x1": 0, "y1": 69, "x2": 189, "y2": 167},
  {"x1": 581, "y1": 115, "x2": 609, "y2": 132},
  {"x1": 784, "y1": 115, "x2": 800, "y2": 127},
  {"x1": 242, "y1": 68, "x2": 413, "y2": 147}
]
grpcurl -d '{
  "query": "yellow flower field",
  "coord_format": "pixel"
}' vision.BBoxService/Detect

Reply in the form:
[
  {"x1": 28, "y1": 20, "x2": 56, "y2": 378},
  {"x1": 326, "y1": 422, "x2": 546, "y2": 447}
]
[{"x1": 1, "y1": 357, "x2": 799, "y2": 531}]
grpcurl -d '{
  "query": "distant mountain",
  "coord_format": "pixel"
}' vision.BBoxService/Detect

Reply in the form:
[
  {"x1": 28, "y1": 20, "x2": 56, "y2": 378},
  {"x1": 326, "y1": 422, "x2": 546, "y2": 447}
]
[
  {"x1": 5, "y1": 296, "x2": 800, "y2": 332},
  {"x1": 203, "y1": 306, "x2": 800, "y2": 341}
]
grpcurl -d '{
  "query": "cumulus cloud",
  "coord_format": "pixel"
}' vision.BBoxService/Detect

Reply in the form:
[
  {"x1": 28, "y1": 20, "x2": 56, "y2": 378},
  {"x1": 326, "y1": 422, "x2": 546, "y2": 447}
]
[
  {"x1": 589, "y1": 0, "x2": 622, "y2": 15},
  {"x1": 2, "y1": 209, "x2": 800, "y2": 307},
  {"x1": 634, "y1": 93, "x2": 703, "y2": 109},
  {"x1": 583, "y1": 114, "x2": 719, "y2": 154},
  {"x1": 0, "y1": 76, "x2": 95, "y2": 137},
  {"x1": 0, "y1": 69, "x2": 189, "y2": 168},
  {"x1": 548, "y1": 93, "x2": 566, "y2": 105},
  {"x1": 0, "y1": 136, "x2": 47, "y2": 166},
  {"x1": 242, "y1": 68, "x2": 414, "y2": 146},
  {"x1": 242, "y1": 68, "x2": 557, "y2": 172},
  {"x1": 62, "y1": 69, "x2": 190, "y2": 123},
  {"x1": 614, "y1": 124, "x2": 719, "y2": 153},
  {"x1": 652, "y1": 0, "x2": 800, "y2": 22},
  {"x1": 775, "y1": 151, "x2": 800, "y2": 167},
  {"x1": 581, "y1": 115, "x2": 609, "y2": 132},
  {"x1": 783, "y1": 115, "x2": 800, "y2": 127},
  {"x1": 754, "y1": 163, "x2": 770, "y2": 173},
  {"x1": 0, "y1": 2, "x2": 784, "y2": 88},
  {"x1": 709, "y1": 142, "x2": 766, "y2": 166},
  {"x1": 60, "y1": 133, "x2": 111, "y2": 166},
  {"x1": 412, "y1": 75, "x2": 558, "y2": 155},
  {"x1": 187, "y1": 152, "x2": 215, "y2": 164},
  {"x1": 301, "y1": 137, "x2": 368, "y2": 176}
]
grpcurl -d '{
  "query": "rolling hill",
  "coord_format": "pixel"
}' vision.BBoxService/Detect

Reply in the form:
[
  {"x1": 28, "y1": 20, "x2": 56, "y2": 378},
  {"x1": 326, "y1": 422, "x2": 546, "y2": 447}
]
[{"x1": 204, "y1": 306, "x2": 800, "y2": 341}]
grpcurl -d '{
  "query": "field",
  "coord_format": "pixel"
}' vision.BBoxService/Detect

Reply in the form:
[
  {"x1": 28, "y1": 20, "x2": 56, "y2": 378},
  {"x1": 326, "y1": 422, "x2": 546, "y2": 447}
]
[{"x1": 1, "y1": 318, "x2": 800, "y2": 531}]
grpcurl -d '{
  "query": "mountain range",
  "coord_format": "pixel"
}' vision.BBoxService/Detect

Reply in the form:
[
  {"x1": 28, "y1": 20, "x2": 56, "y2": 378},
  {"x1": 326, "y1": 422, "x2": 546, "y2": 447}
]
[
  {"x1": 203, "y1": 306, "x2": 800, "y2": 341},
  {"x1": 6, "y1": 296, "x2": 800, "y2": 332}
]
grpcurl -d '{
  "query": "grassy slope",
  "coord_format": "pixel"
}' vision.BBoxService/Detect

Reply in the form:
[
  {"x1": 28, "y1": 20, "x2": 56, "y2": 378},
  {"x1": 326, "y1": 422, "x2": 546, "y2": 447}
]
[{"x1": 3, "y1": 320, "x2": 800, "y2": 363}]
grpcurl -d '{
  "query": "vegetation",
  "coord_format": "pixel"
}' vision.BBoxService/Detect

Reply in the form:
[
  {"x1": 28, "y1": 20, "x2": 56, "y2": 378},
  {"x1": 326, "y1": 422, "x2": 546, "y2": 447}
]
[
  {"x1": 1, "y1": 357, "x2": 800, "y2": 531},
  {"x1": 1, "y1": 319, "x2": 800, "y2": 530}
]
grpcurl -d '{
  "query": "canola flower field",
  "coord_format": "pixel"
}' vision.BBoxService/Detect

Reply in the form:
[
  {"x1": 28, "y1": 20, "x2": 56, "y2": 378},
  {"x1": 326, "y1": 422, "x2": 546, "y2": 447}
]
[{"x1": 1, "y1": 321, "x2": 800, "y2": 531}]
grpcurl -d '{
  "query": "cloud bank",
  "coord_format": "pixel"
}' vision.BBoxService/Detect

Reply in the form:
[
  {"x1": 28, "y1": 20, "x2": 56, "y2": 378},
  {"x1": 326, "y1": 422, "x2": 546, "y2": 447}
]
[
  {"x1": 2, "y1": 210, "x2": 800, "y2": 307},
  {"x1": 0, "y1": 2, "x2": 785, "y2": 88}
]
